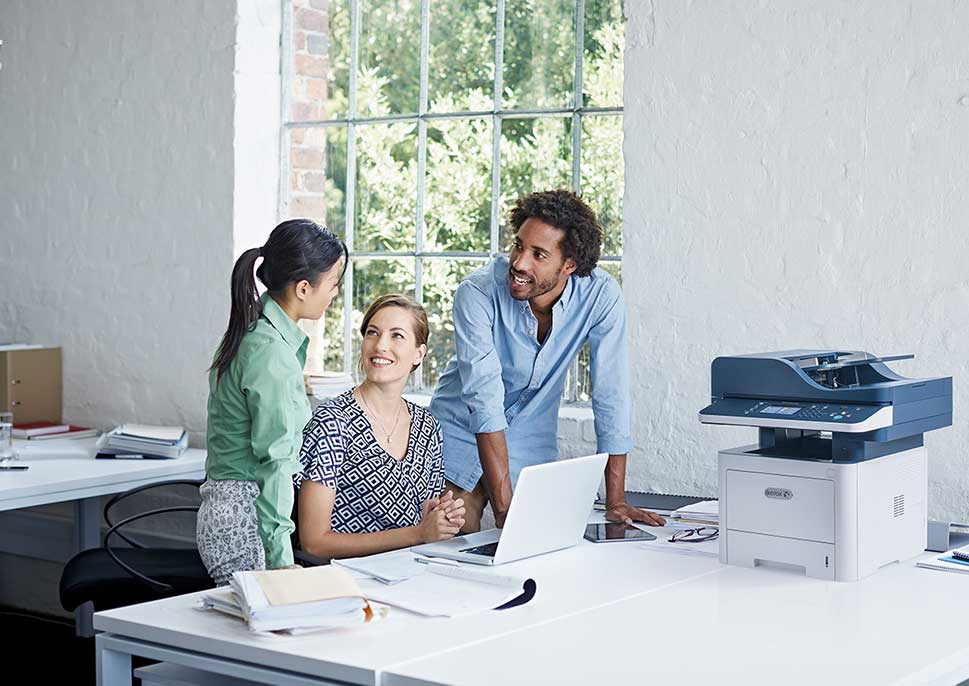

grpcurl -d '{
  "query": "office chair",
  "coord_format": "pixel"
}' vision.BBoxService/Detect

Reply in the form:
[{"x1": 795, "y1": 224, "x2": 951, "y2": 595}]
[{"x1": 59, "y1": 479, "x2": 214, "y2": 615}]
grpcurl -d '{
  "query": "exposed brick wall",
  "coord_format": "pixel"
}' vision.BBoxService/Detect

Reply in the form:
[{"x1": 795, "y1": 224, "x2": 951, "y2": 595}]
[{"x1": 286, "y1": 0, "x2": 331, "y2": 228}]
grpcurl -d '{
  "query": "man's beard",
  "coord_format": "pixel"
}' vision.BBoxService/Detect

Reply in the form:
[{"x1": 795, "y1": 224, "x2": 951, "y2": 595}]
[{"x1": 510, "y1": 270, "x2": 561, "y2": 301}]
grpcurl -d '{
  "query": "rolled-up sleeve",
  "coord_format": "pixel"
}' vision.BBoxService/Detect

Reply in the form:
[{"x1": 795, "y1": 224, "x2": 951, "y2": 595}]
[
  {"x1": 453, "y1": 281, "x2": 508, "y2": 434},
  {"x1": 588, "y1": 280, "x2": 634, "y2": 455},
  {"x1": 241, "y1": 343, "x2": 300, "y2": 569}
]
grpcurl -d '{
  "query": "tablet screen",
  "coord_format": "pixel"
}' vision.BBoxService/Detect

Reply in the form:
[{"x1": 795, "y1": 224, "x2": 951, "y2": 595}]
[{"x1": 583, "y1": 523, "x2": 657, "y2": 543}]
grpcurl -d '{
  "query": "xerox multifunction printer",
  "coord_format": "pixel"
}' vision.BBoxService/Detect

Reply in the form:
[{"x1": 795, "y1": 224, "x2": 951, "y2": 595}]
[{"x1": 699, "y1": 350, "x2": 951, "y2": 581}]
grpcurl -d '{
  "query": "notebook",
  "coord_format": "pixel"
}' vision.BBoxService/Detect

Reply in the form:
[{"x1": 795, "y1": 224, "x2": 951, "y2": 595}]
[
  {"x1": 916, "y1": 553, "x2": 969, "y2": 575},
  {"x1": 951, "y1": 544, "x2": 969, "y2": 562},
  {"x1": 358, "y1": 560, "x2": 536, "y2": 617}
]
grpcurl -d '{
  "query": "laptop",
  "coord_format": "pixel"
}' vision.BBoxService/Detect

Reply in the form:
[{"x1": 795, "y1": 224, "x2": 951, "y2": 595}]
[{"x1": 412, "y1": 453, "x2": 608, "y2": 566}]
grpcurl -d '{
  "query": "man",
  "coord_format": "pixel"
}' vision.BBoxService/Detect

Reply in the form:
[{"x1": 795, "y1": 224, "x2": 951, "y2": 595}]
[{"x1": 429, "y1": 189, "x2": 665, "y2": 531}]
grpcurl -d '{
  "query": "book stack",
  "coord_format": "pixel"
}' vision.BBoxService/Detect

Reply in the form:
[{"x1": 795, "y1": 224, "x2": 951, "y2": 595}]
[
  {"x1": 101, "y1": 424, "x2": 188, "y2": 459},
  {"x1": 202, "y1": 566, "x2": 374, "y2": 634},
  {"x1": 12, "y1": 421, "x2": 98, "y2": 440},
  {"x1": 305, "y1": 372, "x2": 354, "y2": 399}
]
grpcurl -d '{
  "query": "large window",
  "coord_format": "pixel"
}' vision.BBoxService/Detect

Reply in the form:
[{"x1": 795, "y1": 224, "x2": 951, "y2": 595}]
[{"x1": 282, "y1": 0, "x2": 624, "y2": 399}]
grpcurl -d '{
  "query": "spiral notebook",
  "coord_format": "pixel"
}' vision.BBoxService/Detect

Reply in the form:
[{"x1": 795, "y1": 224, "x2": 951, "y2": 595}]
[
  {"x1": 951, "y1": 544, "x2": 969, "y2": 562},
  {"x1": 915, "y1": 548, "x2": 969, "y2": 574}
]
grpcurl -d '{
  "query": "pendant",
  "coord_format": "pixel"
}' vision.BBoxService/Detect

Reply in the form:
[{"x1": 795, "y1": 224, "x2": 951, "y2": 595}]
[{"x1": 387, "y1": 436, "x2": 393, "y2": 444}]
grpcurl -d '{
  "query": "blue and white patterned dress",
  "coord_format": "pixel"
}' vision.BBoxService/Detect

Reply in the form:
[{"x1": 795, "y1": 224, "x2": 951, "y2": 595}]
[{"x1": 295, "y1": 390, "x2": 445, "y2": 533}]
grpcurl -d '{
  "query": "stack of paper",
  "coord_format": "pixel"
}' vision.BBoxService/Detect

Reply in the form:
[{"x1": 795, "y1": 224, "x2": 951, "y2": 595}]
[
  {"x1": 100, "y1": 424, "x2": 188, "y2": 458},
  {"x1": 668, "y1": 500, "x2": 720, "y2": 528},
  {"x1": 202, "y1": 566, "x2": 373, "y2": 633},
  {"x1": 305, "y1": 372, "x2": 354, "y2": 399}
]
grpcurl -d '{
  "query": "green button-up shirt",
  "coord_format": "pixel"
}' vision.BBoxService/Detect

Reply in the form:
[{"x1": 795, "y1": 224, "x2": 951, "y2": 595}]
[{"x1": 205, "y1": 294, "x2": 311, "y2": 569}]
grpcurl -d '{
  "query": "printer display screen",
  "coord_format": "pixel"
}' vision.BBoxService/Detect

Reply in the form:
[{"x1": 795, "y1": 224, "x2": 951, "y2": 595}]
[{"x1": 761, "y1": 405, "x2": 802, "y2": 415}]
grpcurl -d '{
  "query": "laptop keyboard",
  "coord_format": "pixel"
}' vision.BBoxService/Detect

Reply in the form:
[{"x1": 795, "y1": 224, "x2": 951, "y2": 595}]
[{"x1": 459, "y1": 541, "x2": 500, "y2": 557}]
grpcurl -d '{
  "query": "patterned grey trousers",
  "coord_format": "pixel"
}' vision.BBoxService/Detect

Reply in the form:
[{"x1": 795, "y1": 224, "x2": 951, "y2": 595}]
[{"x1": 196, "y1": 479, "x2": 265, "y2": 586}]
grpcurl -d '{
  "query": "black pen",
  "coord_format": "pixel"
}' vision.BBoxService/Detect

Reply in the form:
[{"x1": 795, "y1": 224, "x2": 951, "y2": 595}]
[{"x1": 0, "y1": 464, "x2": 28, "y2": 471}]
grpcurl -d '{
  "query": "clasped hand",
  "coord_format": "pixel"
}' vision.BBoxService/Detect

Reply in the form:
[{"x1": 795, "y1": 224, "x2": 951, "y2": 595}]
[{"x1": 417, "y1": 490, "x2": 466, "y2": 542}]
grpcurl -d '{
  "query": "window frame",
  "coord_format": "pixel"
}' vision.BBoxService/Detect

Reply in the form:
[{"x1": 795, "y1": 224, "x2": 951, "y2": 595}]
[{"x1": 280, "y1": 0, "x2": 622, "y2": 400}]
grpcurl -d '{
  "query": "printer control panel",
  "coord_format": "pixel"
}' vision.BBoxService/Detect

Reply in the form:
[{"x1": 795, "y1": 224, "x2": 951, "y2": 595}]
[
  {"x1": 699, "y1": 398, "x2": 892, "y2": 433},
  {"x1": 743, "y1": 401, "x2": 880, "y2": 423}
]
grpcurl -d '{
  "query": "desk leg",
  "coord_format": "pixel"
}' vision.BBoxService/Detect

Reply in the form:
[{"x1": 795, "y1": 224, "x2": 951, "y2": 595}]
[
  {"x1": 96, "y1": 634, "x2": 132, "y2": 686},
  {"x1": 75, "y1": 497, "x2": 101, "y2": 637}
]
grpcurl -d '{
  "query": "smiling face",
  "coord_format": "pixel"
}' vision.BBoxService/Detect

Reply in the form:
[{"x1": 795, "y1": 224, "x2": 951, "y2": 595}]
[
  {"x1": 360, "y1": 305, "x2": 427, "y2": 384},
  {"x1": 508, "y1": 218, "x2": 576, "y2": 302}
]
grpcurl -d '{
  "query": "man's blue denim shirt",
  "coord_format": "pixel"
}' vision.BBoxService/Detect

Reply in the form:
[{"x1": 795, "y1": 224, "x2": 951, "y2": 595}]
[{"x1": 429, "y1": 256, "x2": 633, "y2": 492}]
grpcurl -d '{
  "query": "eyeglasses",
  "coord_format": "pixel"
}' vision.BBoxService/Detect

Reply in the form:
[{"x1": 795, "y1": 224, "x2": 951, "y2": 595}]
[{"x1": 668, "y1": 527, "x2": 719, "y2": 543}]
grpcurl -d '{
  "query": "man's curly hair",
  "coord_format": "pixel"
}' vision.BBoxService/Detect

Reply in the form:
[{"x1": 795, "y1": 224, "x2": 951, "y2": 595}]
[{"x1": 509, "y1": 190, "x2": 603, "y2": 277}]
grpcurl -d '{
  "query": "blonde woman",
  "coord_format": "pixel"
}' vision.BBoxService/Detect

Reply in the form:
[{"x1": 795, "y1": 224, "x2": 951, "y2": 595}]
[{"x1": 296, "y1": 295, "x2": 465, "y2": 559}]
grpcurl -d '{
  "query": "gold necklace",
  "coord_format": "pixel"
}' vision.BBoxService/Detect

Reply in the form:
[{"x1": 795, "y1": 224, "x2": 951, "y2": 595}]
[{"x1": 358, "y1": 389, "x2": 403, "y2": 444}]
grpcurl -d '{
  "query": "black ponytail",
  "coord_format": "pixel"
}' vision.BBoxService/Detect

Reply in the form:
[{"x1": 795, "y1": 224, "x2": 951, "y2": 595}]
[{"x1": 210, "y1": 219, "x2": 348, "y2": 381}]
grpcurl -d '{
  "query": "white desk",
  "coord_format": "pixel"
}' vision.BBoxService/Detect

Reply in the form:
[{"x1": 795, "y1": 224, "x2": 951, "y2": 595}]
[
  {"x1": 0, "y1": 438, "x2": 206, "y2": 634},
  {"x1": 94, "y1": 545, "x2": 969, "y2": 686},
  {"x1": 384, "y1": 556, "x2": 969, "y2": 686},
  {"x1": 94, "y1": 541, "x2": 721, "y2": 686}
]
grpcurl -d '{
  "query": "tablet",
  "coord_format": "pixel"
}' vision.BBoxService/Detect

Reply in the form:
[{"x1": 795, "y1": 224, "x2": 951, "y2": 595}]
[{"x1": 583, "y1": 523, "x2": 657, "y2": 543}]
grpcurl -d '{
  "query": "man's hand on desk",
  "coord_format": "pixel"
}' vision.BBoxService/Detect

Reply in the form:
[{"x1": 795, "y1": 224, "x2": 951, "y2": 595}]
[{"x1": 605, "y1": 503, "x2": 666, "y2": 527}]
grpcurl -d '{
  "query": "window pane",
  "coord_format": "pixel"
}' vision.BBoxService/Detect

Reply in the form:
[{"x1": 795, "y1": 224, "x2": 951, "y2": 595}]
[
  {"x1": 351, "y1": 257, "x2": 417, "y2": 366},
  {"x1": 354, "y1": 122, "x2": 418, "y2": 251},
  {"x1": 583, "y1": 0, "x2": 624, "y2": 108},
  {"x1": 424, "y1": 119, "x2": 492, "y2": 253},
  {"x1": 580, "y1": 115, "x2": 623, "y2": 256},
  {"x1": 502, "y1": 0, "x2": 576, "y2": 110},
  {"x1": 288, "y1": 0, "x2": 350, "y2": 121},
  {"x1": 498, "y1": 117, "x2": 573, "y2": 250},
  {"x1": 428, "y1": 0, "x2": 496, "y2": 113},
  {"x1": 421, "y1": 258, "x2": 488, "y2": 388},
  {"x1": 357, "y1": 0, "x2": 420, "y2": 116},
  {"x1": 286, "y1": 126, "x2": 348, "y2": 237},
  {"x1": 303, "y1": 284, "x2": 345, "y2": 374},
  {"x1": 597, "y1": 260, "x2": 622, "y2": 285}
]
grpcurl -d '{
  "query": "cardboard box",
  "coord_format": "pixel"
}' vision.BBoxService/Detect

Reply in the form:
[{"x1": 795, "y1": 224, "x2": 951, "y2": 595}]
[{"x1": 0, "y1": 346, "x2": 62, "y2": 423}]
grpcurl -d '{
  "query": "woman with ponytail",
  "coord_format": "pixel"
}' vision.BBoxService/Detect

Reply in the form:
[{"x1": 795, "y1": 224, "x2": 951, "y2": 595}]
[{"x1": 197, "y1": 219, "x2": 347, "y2": 585}]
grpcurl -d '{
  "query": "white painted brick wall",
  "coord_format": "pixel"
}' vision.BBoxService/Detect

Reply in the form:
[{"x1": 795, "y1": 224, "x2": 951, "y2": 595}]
[
  {"x1": 0, "y1": 0, "x2": 238, "y2": 439},
  {"x1": 0, "y1": 0, "x2": 280, "y2": 614},
  {"x1": 624, "y1": 1, "x2": 969, "y2": 519}
]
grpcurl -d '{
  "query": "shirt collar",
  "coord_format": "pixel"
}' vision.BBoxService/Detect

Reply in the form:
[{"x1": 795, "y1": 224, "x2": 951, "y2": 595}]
[
  {"x1": 260, "y1": 293, "x2": 309, "y2": 353},
  {"x1": 555, "y1": 274, "x2": 575, "y2": 314}
]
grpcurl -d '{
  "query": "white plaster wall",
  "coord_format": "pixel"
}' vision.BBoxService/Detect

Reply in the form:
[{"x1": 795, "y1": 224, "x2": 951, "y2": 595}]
[
  {"x1": 0, "y1": 0, "x2": 282, "y2": 614},
  {"x1": 624, "y1": 1, "x2": 969, "y2": 521},
  {"x1": 234, "y1": 0, "x2": 283, "y2": 256},
  {"x1": 0, "y1": 0, "x2": 237, "y2": 438}
]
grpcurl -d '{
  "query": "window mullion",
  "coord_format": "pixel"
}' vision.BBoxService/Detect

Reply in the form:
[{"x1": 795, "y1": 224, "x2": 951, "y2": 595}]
[
  {"x1": 344, "y1": 0, "x2": 361, "y2": 375},
  {"x1": 568, "y1": 0, "x2": 585, "y2": 402},
  {"x1": 414, "y1": 0, "x2": 431, "y2": 390},
  {"x1": 489, "y1": 0, "x2": 506, "y2": 257}
]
